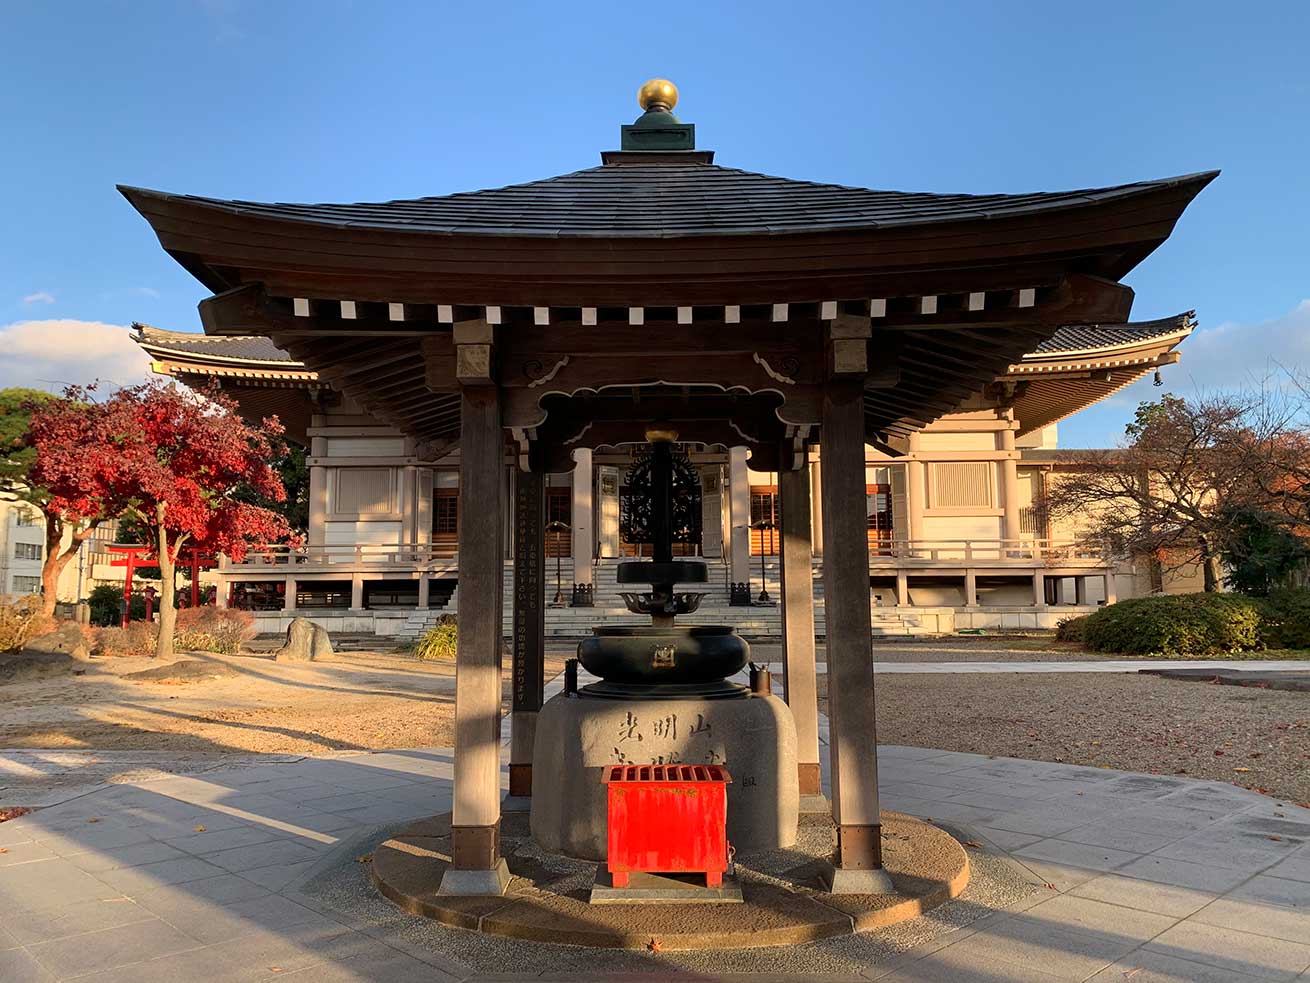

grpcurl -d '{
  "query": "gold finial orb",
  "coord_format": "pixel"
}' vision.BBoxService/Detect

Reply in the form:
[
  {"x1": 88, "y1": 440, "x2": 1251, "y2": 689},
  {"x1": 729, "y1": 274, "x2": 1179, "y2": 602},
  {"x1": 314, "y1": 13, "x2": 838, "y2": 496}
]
[
  {"x1": 637, "y1": 78, "x2": 679, "y2": 112},
  {"x1": 645, "y1": 424, "x2": 679, "y2": 444}
]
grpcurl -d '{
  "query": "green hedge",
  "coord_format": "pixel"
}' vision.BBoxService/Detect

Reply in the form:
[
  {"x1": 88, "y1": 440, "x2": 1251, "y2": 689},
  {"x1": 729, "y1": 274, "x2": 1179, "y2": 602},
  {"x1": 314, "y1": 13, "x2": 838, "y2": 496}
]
[
  {"x1": 1078, "y1": 591, "x2": 1310, "y2": 657},
  {"x1": 1054, "y1": 615, "x2": 1090, "y2": 644},
  {"x1": 1256, "y1": 590, "x2": 1310, "y2": 650},
  {"x1": 1081, "y1": 593, "x2": 1258, "y2": 656}
]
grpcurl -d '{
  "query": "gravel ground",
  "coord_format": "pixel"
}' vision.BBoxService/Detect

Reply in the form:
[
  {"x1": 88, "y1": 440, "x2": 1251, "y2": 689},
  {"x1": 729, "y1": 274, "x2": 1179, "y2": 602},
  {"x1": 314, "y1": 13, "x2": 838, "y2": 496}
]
[
  {"x1": 0, "y1": 650, "x2": 567, "y2": 755},
  {"x1": 732, "y1": 637, "x2": 1111, "y2": 663},
  {"x1": 295, "y1": 822, "x2": 1035, "y2": 977},
  {"x1": 819, "y1": 672, "x2": 1310, "y2": 806}
]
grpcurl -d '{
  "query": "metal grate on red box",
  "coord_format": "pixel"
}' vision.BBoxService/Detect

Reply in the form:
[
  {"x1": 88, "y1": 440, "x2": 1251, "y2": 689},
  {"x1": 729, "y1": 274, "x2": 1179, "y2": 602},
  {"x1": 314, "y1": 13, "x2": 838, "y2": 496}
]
[{"x1": 601, "y1": 764, "x2": 732, "y2": 784}]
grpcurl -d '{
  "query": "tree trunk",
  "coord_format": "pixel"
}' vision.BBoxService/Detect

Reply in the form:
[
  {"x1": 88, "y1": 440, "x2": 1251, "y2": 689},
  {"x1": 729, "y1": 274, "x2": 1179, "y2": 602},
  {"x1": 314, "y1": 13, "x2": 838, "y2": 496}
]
[
  {"x1": 1203, "y1": 553, "x2": 1223, "y2": 593},
  {"x1": 38, "y1": 515, "x2": 65, "y2": 617},
  {"x1": 155, "y1": 519, "x2": 177, "y2": 661}
]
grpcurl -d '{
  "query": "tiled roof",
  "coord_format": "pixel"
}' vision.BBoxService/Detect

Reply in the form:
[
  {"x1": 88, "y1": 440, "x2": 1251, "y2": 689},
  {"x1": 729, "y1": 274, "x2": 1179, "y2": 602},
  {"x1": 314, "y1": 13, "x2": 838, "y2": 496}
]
[
  {"x1": 135, "y1": 325, "x2": 301, "y2": 364},
  {"x1": 1031, "y1": 314, "x2": 1195, "y2": 355},
  {"x1": 118, "y1": 166, "x2": 1219, "y2": 239}
]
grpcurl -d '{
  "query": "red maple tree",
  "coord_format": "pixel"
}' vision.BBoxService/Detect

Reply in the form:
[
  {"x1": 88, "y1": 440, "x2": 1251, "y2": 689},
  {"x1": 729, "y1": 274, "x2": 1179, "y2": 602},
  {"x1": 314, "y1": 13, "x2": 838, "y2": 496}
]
[{"x1": 29, "y1": 380, "x2": 295, "y2": 658}]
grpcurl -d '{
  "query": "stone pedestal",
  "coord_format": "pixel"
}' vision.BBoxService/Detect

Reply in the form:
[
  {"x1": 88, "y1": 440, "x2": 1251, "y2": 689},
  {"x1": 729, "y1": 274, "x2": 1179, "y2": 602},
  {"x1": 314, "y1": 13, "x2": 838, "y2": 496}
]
[{"x1": 531, "y1": 692, "x2": 799, "y2": 861}]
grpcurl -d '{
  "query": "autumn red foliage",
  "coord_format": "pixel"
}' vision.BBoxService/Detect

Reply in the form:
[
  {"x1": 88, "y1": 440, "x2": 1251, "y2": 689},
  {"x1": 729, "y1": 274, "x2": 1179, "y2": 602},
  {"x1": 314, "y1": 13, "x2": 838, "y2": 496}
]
[{"x1": 28, "y1": 381, "x2": 296, "y2": 658}]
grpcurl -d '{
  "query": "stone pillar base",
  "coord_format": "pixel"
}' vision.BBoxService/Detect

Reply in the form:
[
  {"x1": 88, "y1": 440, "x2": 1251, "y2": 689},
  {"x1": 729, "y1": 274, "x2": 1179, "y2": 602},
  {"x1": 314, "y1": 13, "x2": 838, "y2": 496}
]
[
  {"x1": 508, "y1": 763, "x2": 532, "y2": 797},
  {"x1": 798, "y1": 761, "x2": 822, "y2": 796},
  {"x1": 437, "y1": 858, "x2": 511, "y2": 897},
  {"x1": 799, "y1": 793, "x2": 832, "y2": 815},
  {"x1": 822, "y1": 865, "x2": 894, "y2": 895}
]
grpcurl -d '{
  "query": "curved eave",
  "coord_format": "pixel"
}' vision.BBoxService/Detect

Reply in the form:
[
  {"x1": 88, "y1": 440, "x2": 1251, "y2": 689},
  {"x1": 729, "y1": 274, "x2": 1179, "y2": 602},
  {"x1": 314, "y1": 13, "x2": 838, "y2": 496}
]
[
  {"x1": 118, "y1": 171, "x2": 1217, "y2": 305},
  {"x1": 142, "y1": 346, "x2": 312, "y2": 373}
]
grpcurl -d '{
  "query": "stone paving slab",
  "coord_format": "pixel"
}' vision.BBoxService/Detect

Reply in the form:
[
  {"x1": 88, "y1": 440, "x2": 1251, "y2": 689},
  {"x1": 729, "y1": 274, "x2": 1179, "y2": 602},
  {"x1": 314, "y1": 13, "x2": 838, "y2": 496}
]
[
  {"x1": 0, "y1": 736, "x2": 1307, "y2": 981},
  {"x1": 762, "y1": 659, "x2": 1310, "y2": 674}
]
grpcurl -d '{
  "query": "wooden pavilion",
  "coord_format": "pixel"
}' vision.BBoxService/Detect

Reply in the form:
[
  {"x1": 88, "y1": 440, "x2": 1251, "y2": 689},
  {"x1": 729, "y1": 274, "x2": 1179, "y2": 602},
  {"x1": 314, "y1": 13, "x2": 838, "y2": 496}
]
[{"x1": 121, "y1": 81, "x2": 1214, "y2": 894}]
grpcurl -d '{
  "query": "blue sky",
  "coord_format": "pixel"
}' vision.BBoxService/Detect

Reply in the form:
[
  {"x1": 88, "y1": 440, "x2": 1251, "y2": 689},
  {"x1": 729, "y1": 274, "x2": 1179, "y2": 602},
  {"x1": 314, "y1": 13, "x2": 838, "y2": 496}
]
[{"x1": 2, "y1": 1, "x2": 1307, "y2": 445}]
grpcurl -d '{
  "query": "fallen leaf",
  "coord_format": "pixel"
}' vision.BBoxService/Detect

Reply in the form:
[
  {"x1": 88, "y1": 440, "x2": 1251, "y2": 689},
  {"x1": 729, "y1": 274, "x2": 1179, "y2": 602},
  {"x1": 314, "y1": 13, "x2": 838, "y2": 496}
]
[
  {"x1": 1213, "y1": 750, "x2": 1225, "y2": 757},
  {"x1": 87, "y1": 818, "x2": 100, "y2": 823},
  {"x1": 647, "y1": 938, "x2": 662, "y2": 952},
  {"x1": 1124, "y1": 968, "x2": 1142, "y2": 980},
  {"x1": 0, "y1": 848, "x2": 7, "y2": 854},
  {"x1": 1269, "y1": 835, "x2": 1282, "y2": 842},
  {"x1": 356, "y1": 853, "x2": 373, "y2": 863},
  {"x1": 1233, "y1": 767, "x2": 1251, "y2": 773},
  {"x1": 964, "y1": 841, "x2": 982, "y2": 849},
  {"x1": 1044, "y1": 882, "x2": 1056, "y2": 890},
  {"x1": 193, "y1": 825, "x2": 207, "y2": 833}
]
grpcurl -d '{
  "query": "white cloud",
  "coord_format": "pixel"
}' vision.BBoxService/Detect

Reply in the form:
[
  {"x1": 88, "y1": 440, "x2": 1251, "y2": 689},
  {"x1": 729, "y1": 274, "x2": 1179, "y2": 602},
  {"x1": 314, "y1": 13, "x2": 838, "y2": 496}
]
[
  {"x1": 131, "y1": 287, "x2": 161, "y2": 299},
  {"x1": 1164, "y1": 300, "x2": 1310, "y2": 394},
  {"x1": 0, "y1": 320, "x2": 153, "y2": 392},
  {"x1": 1059, "y1": 300, "x2": 1310, "y2": 448},
  {"x1": 21, "y1": 291, "x2": 55, "y2": 306}
]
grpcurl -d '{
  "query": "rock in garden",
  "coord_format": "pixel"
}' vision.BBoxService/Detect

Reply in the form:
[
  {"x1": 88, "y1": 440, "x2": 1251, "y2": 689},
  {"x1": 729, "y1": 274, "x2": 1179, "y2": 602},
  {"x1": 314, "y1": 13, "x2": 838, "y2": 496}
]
[
  {"x1": 274, "y1": 617, "x2": 334, "y2": 662},
  {"x1": 0, "y1": 651, "x2": 78, "y2": 683},
  {"x1": 123, "y1": 659, "x2": 239, "y2": 683},
  {"x1": 22, "y1": 622, "x2": 90, "y2": 662}
]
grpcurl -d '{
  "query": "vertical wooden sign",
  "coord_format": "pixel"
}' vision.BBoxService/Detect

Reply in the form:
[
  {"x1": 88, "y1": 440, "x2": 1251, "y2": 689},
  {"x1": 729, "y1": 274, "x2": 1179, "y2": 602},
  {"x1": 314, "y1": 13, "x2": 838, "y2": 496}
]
[{"x1": 512, "y1": 470, "x2": 546, "y2": 714}]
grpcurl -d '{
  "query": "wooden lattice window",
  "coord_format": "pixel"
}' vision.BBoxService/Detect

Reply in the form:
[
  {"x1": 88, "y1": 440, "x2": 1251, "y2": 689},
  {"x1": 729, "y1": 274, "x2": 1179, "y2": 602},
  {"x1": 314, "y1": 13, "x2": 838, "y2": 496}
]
[{"x1": 929, "y1": 462, "x2": 994, "y2": 509}]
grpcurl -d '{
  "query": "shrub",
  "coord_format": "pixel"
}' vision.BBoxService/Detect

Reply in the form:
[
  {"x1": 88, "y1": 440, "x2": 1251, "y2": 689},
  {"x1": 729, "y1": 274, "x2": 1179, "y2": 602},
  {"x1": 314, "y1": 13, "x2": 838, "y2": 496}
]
[
  {"x1": 1081, "y1": 593, "x2": 1263, "y2": 657},
  {"x1": 1054, "y1": 615, "x2": 1090, "y2": 644},
  {"x1": 88, "y1": 585, "x2": 145, "y2": 627},
  {"x1": 1256, "y1": 589, "x2": 1310, "y2": 650},
  {"x1": 94, "y1": 621, "x2": 158, "y2": 658},
  {"x1": 413, "y1": 616, "x2": 458, "y2": 661},
  {"x1": 173, "y1": 607, "x2": 256, "y2": 654},
  {"x1": 0, "y1": 595, "x2": 52, "y2": 653}
]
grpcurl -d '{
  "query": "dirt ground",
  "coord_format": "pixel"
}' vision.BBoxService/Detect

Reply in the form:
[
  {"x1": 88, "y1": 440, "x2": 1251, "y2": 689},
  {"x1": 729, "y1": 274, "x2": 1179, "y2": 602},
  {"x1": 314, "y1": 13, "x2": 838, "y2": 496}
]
[
  {"x1": 818, "y1": 673, "x2": 1310, "y2": 806},
  {"x1": 0, "y1": 650, "x2": 567, "y2": 755}
]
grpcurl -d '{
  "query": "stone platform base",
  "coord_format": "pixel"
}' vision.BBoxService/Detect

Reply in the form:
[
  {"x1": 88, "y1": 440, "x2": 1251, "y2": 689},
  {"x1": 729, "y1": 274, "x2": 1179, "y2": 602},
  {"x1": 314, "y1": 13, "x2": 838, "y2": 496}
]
[
  {"x1": 530, "y1": 691, "x2": 799, "y2": 860},
  {"x1": 589, "y1": 868, "x2": 744, "y2": 904},
  {"x1": 371, "y1": 809, "x2": 970, "y2": 950}
]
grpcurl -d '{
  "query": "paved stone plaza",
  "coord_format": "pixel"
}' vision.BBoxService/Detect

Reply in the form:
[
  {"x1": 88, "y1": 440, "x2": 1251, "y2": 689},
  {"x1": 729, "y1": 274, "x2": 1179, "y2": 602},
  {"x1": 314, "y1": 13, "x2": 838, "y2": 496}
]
[{"x1": 1, "y1": 708, "x2": 1307, "y2": 982}]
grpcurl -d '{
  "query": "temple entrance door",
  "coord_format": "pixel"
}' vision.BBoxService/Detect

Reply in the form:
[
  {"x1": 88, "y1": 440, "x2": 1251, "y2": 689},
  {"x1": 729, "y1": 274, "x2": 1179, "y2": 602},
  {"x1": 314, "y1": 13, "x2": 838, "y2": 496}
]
[
  {"x1": 432, "y1": 488, "x2": 458, "y2": 558},
  {"x1": 546, "y1": 487, "x2": 571, "y2": 558},
  {"x1": 867, "y1": 483, "x2": 894, "y2": 556},
  {"x1": 749, "y1": 484, "x2": 779, "y2": 556}
]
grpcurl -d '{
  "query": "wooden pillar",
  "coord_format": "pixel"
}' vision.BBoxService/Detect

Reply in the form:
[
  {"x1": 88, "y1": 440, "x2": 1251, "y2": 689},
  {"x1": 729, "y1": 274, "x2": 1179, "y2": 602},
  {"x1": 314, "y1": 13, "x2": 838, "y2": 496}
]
[
  {"x1": 906, "y1": 451, "x2": 926, "y2": 549},
  {"x1": 350, "y1": 573, "x2": 364, "y2": 611},
  {"x1": 964, "y1": 569, "x2": 977, "y2": 607},
  {"x1": 509, "y1": 468, "x2": 545, "y2": 802},
  {"x1": 895, "y1": 570, "x2": 909, "y2": 607},
  {"x1": 308, "y1": 438, "x2": 328, "y2": 547},
  {"x1": 439, "y1": 320, "x2": 510, "y2": 896},
  {"x1": 809, "y1": 456, "x2": 824, "y2": 557},
  {"x1": 728, "y1": 447, "x2": 751, "y2": 589},
  {"x1": 1032, "y1": 571, "x2": 1045, "y2": 608},
  {"x1": 1001, "y1": 428, "x2": 1021, "y2": 547},
  {"x1": 417, "y1": 573, "x2": 431, "y2": 610},
  {"x1": 1074, "y1": 576, "x2": 1088, "y2": 606},
  {"x1": 1104, "y1": 570, "x2": 1118, "y2": 605},
  {"x1": 283, "y1": 576, "x2": 297, "y2": 612},
  {"x1": 819, "y1": 378, "x2": 892, "y2": 893},
  {"x1": 778, "y1": 462, "x2": 821, "y2": 801},
  {"x1": 571, "y1": 448, "x2": 593, "y2": 589}
]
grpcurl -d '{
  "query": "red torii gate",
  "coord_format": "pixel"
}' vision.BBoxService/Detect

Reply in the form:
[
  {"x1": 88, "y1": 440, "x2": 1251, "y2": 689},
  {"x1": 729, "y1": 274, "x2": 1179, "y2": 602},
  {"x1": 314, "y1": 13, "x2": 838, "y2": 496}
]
[{"x1": 107, "y1": 544, "x2": 217, "y2": 627}]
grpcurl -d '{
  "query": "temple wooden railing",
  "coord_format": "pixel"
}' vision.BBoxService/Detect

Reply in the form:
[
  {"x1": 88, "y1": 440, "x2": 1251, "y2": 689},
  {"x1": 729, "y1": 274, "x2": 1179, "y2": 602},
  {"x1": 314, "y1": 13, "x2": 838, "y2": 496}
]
[
  {"x1": 218, "y1": 545, "x2": 460, "y2": 570},
  {"x1": 867, "y1": 538, "x2": 1108, "y2": 565}
]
